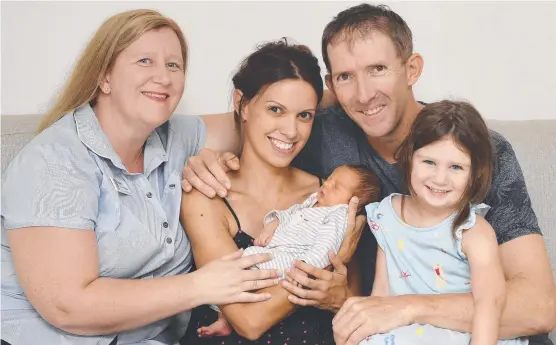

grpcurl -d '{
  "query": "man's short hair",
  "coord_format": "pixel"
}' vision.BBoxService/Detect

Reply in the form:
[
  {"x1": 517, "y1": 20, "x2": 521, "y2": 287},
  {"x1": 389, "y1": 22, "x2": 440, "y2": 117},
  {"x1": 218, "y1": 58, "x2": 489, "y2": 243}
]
[{"x1": 321, "y1": 3, "x2": 414, "y2": 73}]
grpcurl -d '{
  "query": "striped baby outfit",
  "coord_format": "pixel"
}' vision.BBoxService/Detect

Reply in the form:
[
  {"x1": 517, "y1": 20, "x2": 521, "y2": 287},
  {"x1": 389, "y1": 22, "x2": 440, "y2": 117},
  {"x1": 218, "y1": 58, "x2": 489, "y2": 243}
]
[{"x1": 242, "y1": 192, "x2": 349, "y2": 275}]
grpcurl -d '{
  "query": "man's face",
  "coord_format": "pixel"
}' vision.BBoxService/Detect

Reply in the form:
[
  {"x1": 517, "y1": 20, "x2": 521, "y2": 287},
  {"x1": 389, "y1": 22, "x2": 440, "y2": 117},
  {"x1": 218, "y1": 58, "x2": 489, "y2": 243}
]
[{"x1": 325, "y1": 32, "x2": 414, "y2": 139}]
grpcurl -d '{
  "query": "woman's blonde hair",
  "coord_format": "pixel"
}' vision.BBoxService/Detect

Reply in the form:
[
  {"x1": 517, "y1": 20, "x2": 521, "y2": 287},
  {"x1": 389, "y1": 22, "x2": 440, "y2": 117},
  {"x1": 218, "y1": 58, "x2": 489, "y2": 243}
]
[{"x1": 37, "y1": 9, "x2": 188, "y2": 133}]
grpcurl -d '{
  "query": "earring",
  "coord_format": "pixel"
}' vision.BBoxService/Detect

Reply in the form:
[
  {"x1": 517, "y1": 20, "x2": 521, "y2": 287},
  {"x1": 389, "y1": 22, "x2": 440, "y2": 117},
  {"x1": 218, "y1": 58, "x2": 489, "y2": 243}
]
[{"x1": 103, "y1": 86, "x2": 110, "y2": 94}]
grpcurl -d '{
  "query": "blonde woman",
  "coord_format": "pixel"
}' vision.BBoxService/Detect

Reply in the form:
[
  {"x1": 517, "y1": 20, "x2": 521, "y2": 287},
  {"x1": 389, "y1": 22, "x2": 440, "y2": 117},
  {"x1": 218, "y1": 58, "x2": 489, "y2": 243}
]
[{"x1": 1, "y1": 9, "x2": 278, "y2": 345}]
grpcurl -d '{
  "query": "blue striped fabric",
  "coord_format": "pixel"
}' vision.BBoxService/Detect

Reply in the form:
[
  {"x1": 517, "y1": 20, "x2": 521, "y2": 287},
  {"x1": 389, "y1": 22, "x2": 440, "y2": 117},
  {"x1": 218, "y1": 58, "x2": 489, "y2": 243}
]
[{"x1": 243, "y1": 193, "x2": 348, "y2": 276}]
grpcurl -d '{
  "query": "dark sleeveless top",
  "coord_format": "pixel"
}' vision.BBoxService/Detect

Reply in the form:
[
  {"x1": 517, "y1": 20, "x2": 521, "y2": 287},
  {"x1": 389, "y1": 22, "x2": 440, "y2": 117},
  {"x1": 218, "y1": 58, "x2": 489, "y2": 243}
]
[{"x1": 181, "y1": 179, "x2": 335, "y2": 345}]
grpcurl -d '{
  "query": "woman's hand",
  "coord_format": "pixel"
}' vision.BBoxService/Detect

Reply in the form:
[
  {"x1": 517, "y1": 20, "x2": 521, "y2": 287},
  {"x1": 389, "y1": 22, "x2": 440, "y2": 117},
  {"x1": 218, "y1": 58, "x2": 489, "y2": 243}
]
[
  {"x1": 193, "y1": 249, "x2": 280, "y2": 306},
  {"x1": 181, "y1": 148, "x2": 239, "y2": 198}
]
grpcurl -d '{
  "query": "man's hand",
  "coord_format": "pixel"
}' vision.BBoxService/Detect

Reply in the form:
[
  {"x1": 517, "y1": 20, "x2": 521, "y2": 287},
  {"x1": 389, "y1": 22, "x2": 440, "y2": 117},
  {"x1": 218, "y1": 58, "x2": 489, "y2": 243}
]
[
  {"x1": 181, "y1": 148, "x2": 240, "y2": 198},
  {"x1": 281, "y1": 252, "x2": 351, "y2": 313},
  {"x1": 332, "y1": 295, "x2": 414, "y2": 345},
  {"x1": 337, "y1": 196, "x2": 365, "y2": 264}
]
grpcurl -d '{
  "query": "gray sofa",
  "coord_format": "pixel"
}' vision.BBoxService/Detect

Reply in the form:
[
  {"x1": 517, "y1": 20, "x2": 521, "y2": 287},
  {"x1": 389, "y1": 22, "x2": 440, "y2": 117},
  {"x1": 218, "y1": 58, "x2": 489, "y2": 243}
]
[{"x1": 2, "y1": 115, "x2": 556, "y2": 341}]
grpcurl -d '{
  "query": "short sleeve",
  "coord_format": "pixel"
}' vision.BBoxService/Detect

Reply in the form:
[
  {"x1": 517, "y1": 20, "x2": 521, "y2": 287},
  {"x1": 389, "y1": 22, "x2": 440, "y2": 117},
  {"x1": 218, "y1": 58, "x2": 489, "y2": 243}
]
[
  {"x1": 168, "y1": 115, "x2": 207, "y2": 158},
  {"x1": 1, "y1": 140, "x2": 100, "y2": 231},
  {"x1": 454, "y1": 203, "x2": 491, "y2": 259},
  {"x1": 484, "y1": 131, "x2": 542, "y2": 244},
  {"x1": 263, "y1": 210, "x2": 280, "y2": 225},
  {"x1": 365, "y1": 201, "x2": 386, "y2": 251}
]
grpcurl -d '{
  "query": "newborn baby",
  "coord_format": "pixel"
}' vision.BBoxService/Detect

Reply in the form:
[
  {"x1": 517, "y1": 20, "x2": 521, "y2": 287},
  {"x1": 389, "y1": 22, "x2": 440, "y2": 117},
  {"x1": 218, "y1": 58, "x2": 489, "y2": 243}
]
[{"x1": 198, "y1": 165, "x2": 380, "y2": 338}]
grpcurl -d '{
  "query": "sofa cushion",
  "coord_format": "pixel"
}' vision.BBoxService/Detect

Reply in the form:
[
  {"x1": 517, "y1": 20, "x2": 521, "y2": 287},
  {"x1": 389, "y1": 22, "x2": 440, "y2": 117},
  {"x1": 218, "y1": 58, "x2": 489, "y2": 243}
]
[
  {"x1": 1, "y1": 115, "x2": 42, "y2": 174},
  {"x1": 488, "y1": 120, "x2": 556, "y2": 282}
]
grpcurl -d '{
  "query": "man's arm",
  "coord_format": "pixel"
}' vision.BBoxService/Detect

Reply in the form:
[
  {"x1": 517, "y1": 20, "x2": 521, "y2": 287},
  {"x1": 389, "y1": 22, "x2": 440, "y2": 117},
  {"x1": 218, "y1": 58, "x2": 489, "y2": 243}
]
[
  {"x1": 410, "y1": 234, "x2": 555, "y2": 338},
  {"x1": 409, "y1": 133, "x2": 556, "y2": 338},
  {"x1": 346, "y1": 258, "x2": 363, "y2": 297},
  {"x1": 201, "y1": 112, "x2": 240, "y2": 155}
]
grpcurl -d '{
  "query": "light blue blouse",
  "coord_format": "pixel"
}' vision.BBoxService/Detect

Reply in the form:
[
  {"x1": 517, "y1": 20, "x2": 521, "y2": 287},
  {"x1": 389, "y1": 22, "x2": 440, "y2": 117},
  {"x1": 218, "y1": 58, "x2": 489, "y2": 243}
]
[{"x1": 1, "y1": 104, "x2": 206, "y2": 345}]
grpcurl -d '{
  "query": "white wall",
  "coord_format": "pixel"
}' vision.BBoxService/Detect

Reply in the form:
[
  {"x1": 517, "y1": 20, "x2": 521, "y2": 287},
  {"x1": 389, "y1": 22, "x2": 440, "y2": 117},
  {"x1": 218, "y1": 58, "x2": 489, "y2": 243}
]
[{"x1": 2, "y1": 1, "x2": 555, "y2": 120}]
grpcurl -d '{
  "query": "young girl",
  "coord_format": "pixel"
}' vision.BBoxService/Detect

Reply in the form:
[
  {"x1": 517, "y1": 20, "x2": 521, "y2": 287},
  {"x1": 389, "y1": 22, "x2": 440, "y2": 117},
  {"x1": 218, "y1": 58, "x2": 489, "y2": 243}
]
[{"x1": 361, "y1": 100, "x2": 528, "y2": 345}]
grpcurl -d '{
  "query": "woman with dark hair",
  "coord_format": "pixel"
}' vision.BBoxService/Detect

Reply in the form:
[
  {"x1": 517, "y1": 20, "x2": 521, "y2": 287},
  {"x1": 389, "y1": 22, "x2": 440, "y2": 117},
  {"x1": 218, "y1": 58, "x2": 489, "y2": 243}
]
[{"x1": 180, "y1": 39, "x2": 361, "y2": 345}]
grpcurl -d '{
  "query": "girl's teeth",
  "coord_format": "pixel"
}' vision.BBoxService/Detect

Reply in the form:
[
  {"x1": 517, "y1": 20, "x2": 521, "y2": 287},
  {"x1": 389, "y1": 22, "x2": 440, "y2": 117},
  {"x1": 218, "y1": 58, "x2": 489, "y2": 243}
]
[{"x1": 270, "y1": 138, "x2": 293, "y2": 150}]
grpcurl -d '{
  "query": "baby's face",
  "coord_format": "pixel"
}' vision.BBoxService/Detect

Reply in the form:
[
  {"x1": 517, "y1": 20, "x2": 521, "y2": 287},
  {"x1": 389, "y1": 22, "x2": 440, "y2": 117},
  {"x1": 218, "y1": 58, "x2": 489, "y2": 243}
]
[{"x1": 317, "y1": 166, "x2": 360, "y2": 207}]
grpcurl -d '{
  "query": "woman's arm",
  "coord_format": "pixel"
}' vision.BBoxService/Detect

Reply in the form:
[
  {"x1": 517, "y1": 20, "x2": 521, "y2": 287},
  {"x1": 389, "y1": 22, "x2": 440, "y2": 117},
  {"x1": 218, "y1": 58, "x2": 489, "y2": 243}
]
[
  {"x1": 370, "y1": 247, "x2": 390, "y2": 297},
  {"x1": 181, "y1": 189, "x2": 299, "y2": 341},
  {"x1": 462, "y1": 217, "x2": 507, "y2": 345},
  {"x1": 7, "y1": 227, "x2": 276, "y2": 336}
]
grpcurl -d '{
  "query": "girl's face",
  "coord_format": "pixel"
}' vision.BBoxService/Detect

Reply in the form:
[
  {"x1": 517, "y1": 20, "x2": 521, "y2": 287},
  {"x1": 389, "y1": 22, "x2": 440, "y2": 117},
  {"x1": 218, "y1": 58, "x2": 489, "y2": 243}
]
[
  {"x1": 410, "y1": 136, "x2": 471, "y2": 211},
  {"x1": 240, "y1": 79, "x2": 317, "y2": 168}
]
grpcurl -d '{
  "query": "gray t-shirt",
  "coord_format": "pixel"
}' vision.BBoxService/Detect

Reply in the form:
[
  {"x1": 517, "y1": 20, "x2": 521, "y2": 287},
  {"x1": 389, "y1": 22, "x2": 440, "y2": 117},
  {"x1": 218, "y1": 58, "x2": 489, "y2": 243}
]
[
  {"x1": 293, "y1": 105, "x2": 549, "y2": 345},
  {"x1": 1, "y1": 104, "x2": 206, "y2": 345}
]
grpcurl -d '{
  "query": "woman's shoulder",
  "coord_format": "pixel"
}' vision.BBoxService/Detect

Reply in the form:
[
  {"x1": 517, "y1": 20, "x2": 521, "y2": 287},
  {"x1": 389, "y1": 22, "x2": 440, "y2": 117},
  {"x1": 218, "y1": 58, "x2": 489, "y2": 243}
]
[
  {"x1": 5, "y1": 113, "x2": 96, "y2": 176},
  {"x1": 180, "y1": 188, "x2": 230, "y2": 221},
  {"x1": 180, "y1": 189, "x2": 238, "y2": 240},
  {"x1": 2, "y1": 114, "x2": 103, "y2": 230},
  {"x1": 291, "y1": 167, "x2": 322, "y2": 189},
  {"x1": 167, "y1": 114, "x2": 206, "y2": 152},
  {"x1": 28, "y1": 112, "x2": 86, "y2": 148}
]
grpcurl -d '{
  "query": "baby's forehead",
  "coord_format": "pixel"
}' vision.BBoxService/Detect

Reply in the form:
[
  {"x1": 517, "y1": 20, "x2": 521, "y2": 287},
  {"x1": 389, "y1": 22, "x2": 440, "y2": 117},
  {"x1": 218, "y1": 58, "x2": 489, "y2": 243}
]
[
  {"x1": 331, "y1": 167, "x2": 360, "y2": 186},
  {"x1": 334, "y1": 166, "x2": 357, "y2": 178}
]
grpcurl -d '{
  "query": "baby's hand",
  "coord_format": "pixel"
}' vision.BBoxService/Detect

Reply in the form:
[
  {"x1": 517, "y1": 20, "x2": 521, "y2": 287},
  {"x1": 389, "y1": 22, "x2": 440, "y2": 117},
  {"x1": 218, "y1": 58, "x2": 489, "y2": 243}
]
[
  {"x1": 255, "y1": 232, "x2": 272, "y2": 247},
  {"x1": 255, "y1": 219, "x2": 279, "y2": 247}
]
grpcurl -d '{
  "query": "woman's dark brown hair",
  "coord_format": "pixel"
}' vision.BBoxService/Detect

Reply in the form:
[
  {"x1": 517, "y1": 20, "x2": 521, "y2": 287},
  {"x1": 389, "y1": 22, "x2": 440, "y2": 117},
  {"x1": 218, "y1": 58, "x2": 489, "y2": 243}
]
[
  {"x1": 394, "y1": 100, "x2": 493, "y2": 234},
  {"x1": 232, "y1": 38, "x2": 323, "y2": 154}
]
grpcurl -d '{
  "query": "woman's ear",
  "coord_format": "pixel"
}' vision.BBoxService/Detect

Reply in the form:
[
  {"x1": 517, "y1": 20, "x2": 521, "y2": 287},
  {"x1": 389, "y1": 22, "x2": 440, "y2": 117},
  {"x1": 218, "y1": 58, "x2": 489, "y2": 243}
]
[
  {"x1": 233, "y1": 89, "x2": 248, "y2": 121},
  {"x1": 99, "y1": 73, "x2": 112, "y2": 95}
]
